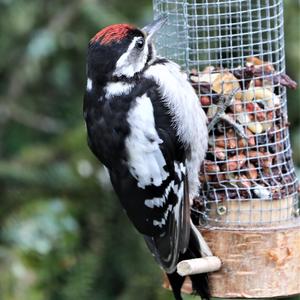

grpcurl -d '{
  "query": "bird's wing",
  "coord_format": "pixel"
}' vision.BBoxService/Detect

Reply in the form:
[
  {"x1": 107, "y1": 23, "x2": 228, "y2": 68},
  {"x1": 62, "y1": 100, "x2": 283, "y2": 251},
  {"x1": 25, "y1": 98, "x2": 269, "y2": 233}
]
[
  {"x1": 143, "y1": 173, "x2": 191, "y2": 273},
  {"x1": 109, "y1": 86, "x2": 191, "y2": 273}
]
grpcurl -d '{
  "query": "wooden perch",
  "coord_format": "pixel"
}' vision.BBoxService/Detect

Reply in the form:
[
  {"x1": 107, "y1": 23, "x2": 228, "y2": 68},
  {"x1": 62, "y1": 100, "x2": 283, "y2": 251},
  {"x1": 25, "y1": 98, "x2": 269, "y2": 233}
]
[
  {"x1": 177, "y1": 256, "x2": 222, "y2": 276},
  {"x1": 175, "y1": 222, "x2": 222, "y2": 276}
]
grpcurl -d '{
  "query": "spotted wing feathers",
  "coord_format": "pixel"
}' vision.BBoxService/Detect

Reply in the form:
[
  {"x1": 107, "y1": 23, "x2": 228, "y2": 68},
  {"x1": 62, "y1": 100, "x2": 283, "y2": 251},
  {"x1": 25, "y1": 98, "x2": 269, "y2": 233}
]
[{"x1": 144, "y1": 164, "x2": 190, "y2": 273}]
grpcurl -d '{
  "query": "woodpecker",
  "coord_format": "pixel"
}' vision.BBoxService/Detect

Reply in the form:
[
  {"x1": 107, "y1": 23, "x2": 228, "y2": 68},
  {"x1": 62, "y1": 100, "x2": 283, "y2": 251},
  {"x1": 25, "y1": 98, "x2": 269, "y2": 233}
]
[{"x1": 83, "y1": 18, "x2": 209, "y2": 300}]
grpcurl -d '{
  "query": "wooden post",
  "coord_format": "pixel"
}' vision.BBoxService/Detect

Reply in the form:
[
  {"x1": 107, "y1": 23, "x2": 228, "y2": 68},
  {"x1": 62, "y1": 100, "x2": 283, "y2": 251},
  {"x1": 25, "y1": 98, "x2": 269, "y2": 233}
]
[
  {"x1": 175, "y1": 222, "x2": 300, "y2": 298},
  {"x1": 164, "y1": 198, "x2": 300, "y2": 298}
]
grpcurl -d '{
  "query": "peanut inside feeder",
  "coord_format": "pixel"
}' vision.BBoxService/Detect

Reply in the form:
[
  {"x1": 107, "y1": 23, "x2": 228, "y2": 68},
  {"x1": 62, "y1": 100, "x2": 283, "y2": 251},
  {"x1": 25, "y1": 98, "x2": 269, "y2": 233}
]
[{"x1": 191, "y1": 57, "x2": 298, "y2": 226}]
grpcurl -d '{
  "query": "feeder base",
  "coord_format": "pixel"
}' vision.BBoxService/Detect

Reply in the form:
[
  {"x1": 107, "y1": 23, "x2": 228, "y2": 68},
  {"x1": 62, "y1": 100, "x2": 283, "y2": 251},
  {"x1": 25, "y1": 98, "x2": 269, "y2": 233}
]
[{"x1": 163, "y1": 221, "x2": 300, "y2": 298}]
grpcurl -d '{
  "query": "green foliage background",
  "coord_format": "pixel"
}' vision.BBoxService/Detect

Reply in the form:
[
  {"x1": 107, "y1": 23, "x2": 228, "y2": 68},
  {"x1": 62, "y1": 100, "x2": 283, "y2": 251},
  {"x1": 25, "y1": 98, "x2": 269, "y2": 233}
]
[{"x1": 0, "y1": 1, "x2": 299, "y2": 300}]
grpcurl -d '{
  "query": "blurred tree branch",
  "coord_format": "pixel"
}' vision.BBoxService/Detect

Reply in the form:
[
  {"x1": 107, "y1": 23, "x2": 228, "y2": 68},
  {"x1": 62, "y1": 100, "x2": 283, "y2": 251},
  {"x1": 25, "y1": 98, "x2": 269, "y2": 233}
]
[{"x1": 0, "y1": 103, "x2": 64, "y2": 133}]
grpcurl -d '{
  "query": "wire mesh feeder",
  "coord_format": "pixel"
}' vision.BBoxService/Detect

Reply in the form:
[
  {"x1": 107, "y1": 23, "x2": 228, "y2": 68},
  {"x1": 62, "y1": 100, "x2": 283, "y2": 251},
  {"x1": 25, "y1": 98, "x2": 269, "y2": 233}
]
[{"x1": 154, "y1": 0, "x2": 300, "y2": 298}]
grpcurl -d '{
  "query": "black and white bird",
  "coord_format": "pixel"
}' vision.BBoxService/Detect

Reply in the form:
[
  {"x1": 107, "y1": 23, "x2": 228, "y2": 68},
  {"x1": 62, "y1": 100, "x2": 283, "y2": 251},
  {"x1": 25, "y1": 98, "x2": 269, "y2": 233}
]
[{"x1": 83, "y1": 18, "x2": 209, "y2": 300}]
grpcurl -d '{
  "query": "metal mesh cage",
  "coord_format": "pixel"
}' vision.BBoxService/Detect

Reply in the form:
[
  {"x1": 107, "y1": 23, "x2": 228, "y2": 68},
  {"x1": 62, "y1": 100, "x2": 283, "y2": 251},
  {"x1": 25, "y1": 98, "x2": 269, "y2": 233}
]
[{"x1": 153, "y1": 0, "x2": 299, "y2": 228}]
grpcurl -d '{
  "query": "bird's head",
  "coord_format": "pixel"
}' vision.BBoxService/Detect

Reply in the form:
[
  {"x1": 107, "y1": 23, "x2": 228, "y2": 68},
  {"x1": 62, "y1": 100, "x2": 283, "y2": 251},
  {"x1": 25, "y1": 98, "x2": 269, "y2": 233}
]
[{"x1": 87, "y1": 17, "x2": 167, "y2": 83}]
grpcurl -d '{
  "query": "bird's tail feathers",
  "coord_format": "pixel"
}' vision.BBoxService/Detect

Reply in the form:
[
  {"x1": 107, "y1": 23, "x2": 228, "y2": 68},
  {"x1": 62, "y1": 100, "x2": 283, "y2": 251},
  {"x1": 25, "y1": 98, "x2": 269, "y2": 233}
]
[
  {"x1": 188, "y1": 226, "x2": 210, "y2": 299},
  {"x1": 167, "y1": 220, "x2": 210, "y2": 300}
]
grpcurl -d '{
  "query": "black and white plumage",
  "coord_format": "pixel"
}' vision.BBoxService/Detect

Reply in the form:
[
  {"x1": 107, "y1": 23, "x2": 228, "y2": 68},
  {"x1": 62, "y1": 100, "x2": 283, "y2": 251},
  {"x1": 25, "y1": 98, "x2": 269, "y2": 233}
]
[{"x1": 83, "y1": 18, "x2": 209, "y2": 300}]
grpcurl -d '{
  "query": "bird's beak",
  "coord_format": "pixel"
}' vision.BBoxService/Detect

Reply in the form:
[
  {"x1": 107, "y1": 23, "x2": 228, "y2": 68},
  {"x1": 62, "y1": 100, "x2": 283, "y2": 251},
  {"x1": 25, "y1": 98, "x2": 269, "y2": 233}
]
[{"x1": 142, "y1": 16, "x2": 167, "y2": 40}]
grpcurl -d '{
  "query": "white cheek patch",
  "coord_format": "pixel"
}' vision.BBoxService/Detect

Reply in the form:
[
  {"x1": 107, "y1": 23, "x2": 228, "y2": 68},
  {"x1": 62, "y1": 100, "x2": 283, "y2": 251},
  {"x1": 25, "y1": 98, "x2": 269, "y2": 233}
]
[
  {"x1": 104, "y1": 82, "x2": 134, "y2": 98},
  {"x1": 113, "y1": 37, "x2": 148, "y2": 78},
  {"x1": 126, "y1": 94, "x2": 168, "y2": 189},
  {"x1": 87, "y1": 78, "x2": 93, "y2": 91}
]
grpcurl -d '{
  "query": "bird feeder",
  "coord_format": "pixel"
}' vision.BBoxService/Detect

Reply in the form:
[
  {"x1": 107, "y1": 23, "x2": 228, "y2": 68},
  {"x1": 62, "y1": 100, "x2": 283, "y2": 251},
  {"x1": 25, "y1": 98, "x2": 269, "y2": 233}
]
[{"x1": 153, "y1": 0, "x2": 300, "y2": 298}]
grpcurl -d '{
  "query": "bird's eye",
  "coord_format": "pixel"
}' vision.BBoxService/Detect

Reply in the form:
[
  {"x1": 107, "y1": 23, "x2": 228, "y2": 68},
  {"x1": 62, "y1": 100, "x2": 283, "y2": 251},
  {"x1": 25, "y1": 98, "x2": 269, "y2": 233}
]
[{"x1": 136, "y1": 39, "x2": 145, "y2": 49}]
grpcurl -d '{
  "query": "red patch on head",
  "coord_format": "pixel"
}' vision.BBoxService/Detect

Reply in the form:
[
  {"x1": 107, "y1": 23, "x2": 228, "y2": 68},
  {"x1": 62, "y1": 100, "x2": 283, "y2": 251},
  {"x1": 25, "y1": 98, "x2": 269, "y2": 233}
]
[{"x1": 91, "y1": 24, "x2": 135, "y2": 45}]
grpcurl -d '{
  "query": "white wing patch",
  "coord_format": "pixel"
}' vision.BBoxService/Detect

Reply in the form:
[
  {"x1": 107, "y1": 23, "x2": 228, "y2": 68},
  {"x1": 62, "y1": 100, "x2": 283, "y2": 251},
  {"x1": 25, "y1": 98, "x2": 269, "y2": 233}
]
[
  {"x1": 104, "y1": 82, "x2": 134, "y2": 98},
  {"x1": 87, "y1": 78, "x2": 93, "y2": 91},
  {"x1": 174, "y1": 161, "x2": 186, "y2": 181},
  {"x1": 152, "y1": 178, "x2": 184, "y2": 228},
  {"x1": 172, "y1": 180, "x2": 184, "y2": 225},
  {"x1": 145, "y1": 197, "x2": 165, "y2": 209},
  {"x1": 126, "y1": 94, "x2": 168, "y2": 189},
  {"x1": 153, "y1": 204, "x2": 173, "y2": 227}
]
